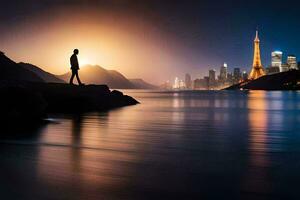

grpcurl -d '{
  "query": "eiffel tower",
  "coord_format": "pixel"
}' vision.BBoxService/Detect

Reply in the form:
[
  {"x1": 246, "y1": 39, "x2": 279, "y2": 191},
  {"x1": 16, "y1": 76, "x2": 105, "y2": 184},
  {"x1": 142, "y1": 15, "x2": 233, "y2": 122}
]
[{"x1": 249, "y1": 30, "x2": 265, "y2": 80}]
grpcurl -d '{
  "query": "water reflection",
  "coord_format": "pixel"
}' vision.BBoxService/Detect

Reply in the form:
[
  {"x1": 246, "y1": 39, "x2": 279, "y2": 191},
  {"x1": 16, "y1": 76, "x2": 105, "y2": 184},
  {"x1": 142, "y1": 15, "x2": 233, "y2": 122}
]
[
  {"x1": 72, "y1": 115, "x2": 83, "y2": 146},
  {"x1": 1, "y1": 90, "x2": 300, "y2": 199},
  {"x1": 36, "y1": 113, "x2": 139, "y2": 199},
  {"x1": 242, "y1": 91, "x2": 271, "y2": 196},
  {"x1": 248, "y1": 91, "x2": 268, "y2": 154}
]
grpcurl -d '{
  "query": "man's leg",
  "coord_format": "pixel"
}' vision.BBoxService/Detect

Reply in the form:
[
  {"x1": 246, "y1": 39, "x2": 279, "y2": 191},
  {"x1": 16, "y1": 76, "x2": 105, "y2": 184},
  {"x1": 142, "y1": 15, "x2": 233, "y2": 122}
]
[
  {"x1": 69, "y1": 71, "x2": 75, "y2": 84},
  {"x1": 75, "y1": 71, "x2": 82, "y2": 85}
]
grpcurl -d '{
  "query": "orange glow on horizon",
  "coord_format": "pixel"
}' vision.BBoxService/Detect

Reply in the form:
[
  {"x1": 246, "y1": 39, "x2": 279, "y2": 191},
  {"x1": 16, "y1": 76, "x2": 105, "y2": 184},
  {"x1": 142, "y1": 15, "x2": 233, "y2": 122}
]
[{"x1": 1, "y1": 6, "x2": 197, "y2": 84}]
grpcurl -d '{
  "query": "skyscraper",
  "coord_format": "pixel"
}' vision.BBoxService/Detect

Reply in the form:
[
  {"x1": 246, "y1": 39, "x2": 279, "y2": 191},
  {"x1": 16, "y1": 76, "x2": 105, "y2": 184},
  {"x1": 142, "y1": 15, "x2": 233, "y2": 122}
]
[
  {"x1": 287, "y1": 55, "x2": 297, "y2": 70},
  {"x1": 266, "y1": 66, "x2": 280, "y2": 74},
  {"x1": 185, "y1": 73, "x2": 192, "y2": 89},
  {"x1": 271, "y1": 51, "x2": 283, "y2": 68},
  {"x1": 209, "y1": 70, "x2": 216, "y2": 82},
  {"x1": 242, "y1": 71, "x2": 248, "y2": 81},
  {"x1": 209, "y1": 69, "x2": 216, "y2": 89},
  {"x1": 233, "y1": 68, "x2": 241, "y2": 83},
  {"x1": 281, "y1": 63, "x2": 290, "y2": 72},
  {"x1": 204, "y1": 76, "x2": 209, "y2": 90},
  {"x1": 173, "y1": 77, "x2": 180, "y2": 89},
  {"x1": 179, "y1": 80, "x2": 185, "y2": 89},
  {"x1": 219, "y1": 63, "x2": 228, "y2": 83},
  {"x1": 227, "y1": 72, "x2": 233, "y2": 85},
  {"x1": 249, "y1": 31, "x2": 265, "y2": 80}
]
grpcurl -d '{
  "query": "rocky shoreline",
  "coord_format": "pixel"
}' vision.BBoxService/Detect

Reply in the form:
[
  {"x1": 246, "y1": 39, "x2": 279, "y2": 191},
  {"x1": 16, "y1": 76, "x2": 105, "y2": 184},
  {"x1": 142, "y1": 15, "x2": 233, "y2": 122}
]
[{"x1": 0, "y1": 81, "x2": 139, "y2": 124}]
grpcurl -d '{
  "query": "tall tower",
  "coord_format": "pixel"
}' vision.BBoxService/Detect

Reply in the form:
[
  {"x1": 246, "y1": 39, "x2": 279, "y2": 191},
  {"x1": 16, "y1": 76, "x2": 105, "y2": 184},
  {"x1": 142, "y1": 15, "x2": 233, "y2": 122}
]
[
  {"x1": 249, "y1": 31, "x2": 265, "y2": 80},
  {"x1": 220, "y1": 63, "x2": 228, "y2": 82}
]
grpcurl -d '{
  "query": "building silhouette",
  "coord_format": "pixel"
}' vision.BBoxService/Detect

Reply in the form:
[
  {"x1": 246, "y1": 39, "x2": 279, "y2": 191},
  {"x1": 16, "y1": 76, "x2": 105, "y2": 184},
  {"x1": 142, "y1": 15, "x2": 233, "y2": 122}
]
[
  {"x1": 233, "y1": 68, "x2": 241, "y2": 84},
  {"x1": 185, "y1": 73, "x2": 192, "y2": 89},
  {"x1": 173, "y1": 77, "x2": 180, "y2": 89},
  {"x1": 281, "y1": 63, "x2": 290, "y2": 72},
  {"x1": 242, "y1": 71, "x2": 248, "y2": 81},
  {"x1": 204, "y1": 76, "x2": 209, "y2": 89},
  {"x1": 209, "y1": 70, "x2": 216, "y2": 81},
  {"x1": 179, "y1": 80, "x2": 185, "y2": 88},
  {"x1": 266, "y1": 66, "x2": 280, "y2": 74},
  {"x1": 267, "y1": 53, "x2": 298, "y2": 74},
  {"x1": 271, "y1": 51, "x2": 283, "y2": 70},
  {"x1": 249, "y1": 31, "x2": 265, "y2": 79},
  {"x1": 219, "y1": 63, "x2": 228, "y2": 83},
  {"x1": 208, "y1": 69, "x2": 216, "y2": 89},
  {"x1": 287, "y1": 55, "x2": 297, "y2": 70}
]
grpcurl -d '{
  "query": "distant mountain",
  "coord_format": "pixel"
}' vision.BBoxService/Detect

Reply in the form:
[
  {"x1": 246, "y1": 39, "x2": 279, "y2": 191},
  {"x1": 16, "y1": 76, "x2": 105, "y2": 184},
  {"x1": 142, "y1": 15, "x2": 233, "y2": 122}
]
[
  {"x1": 0, "y1": 51, "x2": 43, "y2": 82},
  {"x1": 129, "y1": 79, "x2": 158, "y2": 89},
  {"x1": 0, "y1": 52, "x2": 156, "y2": 89},
  {"x1": 19, "y1": 62, "x2": 65, "y2": 83},
  {"x1": 59, "y1": 65, "x2": 137, "y2": 89}
]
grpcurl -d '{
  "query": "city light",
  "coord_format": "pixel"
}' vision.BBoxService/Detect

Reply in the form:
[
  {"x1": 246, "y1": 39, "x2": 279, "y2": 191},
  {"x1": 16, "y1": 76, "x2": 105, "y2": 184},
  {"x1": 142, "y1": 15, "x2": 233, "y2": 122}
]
[{"x1": 163, "y1": 30, "x2": 299, "y2": 91}]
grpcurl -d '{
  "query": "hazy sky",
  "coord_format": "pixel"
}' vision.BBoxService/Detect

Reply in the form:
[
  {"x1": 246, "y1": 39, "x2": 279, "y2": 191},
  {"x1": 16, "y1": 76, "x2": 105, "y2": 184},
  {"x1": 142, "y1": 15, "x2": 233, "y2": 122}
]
[{"x1": 1, "y1": 0, "x2": 300, "y2": 84}]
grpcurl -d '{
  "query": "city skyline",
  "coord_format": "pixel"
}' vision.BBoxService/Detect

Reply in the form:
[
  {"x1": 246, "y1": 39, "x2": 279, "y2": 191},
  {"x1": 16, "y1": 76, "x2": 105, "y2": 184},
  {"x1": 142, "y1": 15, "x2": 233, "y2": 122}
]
[
  {"x1": 2, "y1": 0, "x2": 300, "y2": 84},
  {"x1": 169, "y1": 39, "x2": 299, "y2": 90},
  {"x1": 169, "y1": 30, "x2": 299, "y2": 85}
]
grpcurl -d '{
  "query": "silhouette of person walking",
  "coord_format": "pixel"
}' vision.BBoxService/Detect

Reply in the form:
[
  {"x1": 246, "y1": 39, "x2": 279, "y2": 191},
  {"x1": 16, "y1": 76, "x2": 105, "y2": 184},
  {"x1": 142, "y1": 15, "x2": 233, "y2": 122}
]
[{"x1": 70, "y1": 49, "x2": 83, "y2": 85}]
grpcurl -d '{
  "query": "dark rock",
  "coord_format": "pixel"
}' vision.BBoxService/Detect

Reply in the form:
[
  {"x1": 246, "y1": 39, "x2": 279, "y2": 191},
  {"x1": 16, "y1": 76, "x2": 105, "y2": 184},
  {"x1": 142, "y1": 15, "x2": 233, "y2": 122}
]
[
  {"x1": 0, "y1": 52, "x2": 140, "y2": 127},
  {"x1": 110, "y1": 90, "x2": 139, "y2": 108},
  {"x1": 0, "y1": 86, "x2": 47, "y2": 123},
  {"x1": 0, "y1": 81, "x2": 139, "y2": 119}
]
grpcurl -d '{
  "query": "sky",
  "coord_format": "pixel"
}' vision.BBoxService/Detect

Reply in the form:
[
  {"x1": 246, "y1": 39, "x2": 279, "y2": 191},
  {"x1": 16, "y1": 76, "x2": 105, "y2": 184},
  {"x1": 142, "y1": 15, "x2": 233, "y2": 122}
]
[{"x1": 1, "y1": 0, "x2": 300, "y2": 84}]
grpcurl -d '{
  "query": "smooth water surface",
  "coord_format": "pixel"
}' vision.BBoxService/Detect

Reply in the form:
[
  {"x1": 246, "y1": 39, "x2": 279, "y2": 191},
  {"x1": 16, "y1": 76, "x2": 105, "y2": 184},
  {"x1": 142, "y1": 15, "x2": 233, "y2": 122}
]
[{"x1": 1, "y1": 90, "x2": 300, "y2": 199}]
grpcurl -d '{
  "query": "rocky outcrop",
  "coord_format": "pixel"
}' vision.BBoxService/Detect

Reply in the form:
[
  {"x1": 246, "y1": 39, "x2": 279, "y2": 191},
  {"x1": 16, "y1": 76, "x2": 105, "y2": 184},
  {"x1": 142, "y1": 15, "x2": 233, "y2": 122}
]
[
  {"x1": 0, "y1": 86, "x2": 47, "y2": 123},
  {"x1": 0, "y1": 52, "x2": 139, "y2": 124},
  {"x1": 0, "y1": 81, "x2": 139, "y2": 123}
]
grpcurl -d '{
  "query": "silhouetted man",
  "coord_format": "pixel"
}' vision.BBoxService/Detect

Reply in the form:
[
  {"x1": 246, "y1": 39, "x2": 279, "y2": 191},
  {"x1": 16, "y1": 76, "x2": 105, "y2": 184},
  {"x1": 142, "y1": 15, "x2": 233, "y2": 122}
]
[{"x1": 70, "y1": 49, "x2": 83, "y2": 85}]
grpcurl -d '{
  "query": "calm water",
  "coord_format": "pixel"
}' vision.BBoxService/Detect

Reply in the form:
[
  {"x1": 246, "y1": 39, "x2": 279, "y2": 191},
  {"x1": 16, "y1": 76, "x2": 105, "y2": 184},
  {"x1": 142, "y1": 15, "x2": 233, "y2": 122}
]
[{"x1": 1, "y1": 90, "x2": 300, "y2": 199}]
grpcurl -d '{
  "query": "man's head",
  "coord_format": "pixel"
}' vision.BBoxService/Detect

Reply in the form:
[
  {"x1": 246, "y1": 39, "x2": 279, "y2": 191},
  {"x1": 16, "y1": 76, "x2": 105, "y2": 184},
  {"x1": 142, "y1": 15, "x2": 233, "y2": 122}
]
[{"x1": 73, "y1": 49, "x2": 79, "y2": 55}]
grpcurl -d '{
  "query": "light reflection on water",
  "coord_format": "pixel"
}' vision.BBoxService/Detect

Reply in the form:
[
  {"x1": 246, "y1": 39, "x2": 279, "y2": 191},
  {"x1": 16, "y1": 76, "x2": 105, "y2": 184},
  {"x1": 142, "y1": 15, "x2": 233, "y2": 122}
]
[{"x1": 1, "y1": 90, "x2": 300, "y2": 199}]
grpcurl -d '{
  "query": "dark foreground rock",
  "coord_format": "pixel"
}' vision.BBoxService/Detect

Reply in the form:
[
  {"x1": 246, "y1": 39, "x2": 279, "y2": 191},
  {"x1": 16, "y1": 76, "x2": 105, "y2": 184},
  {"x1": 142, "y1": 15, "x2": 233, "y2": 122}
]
[
  {"x1": 0, "y1": 81, "x2": 139, "y2": 123},
  {"x1": 225, "y1": 70, "x2": 300, "y2": 90},
  {"x1": 0, "y1": 86, "x2": 47, "y2": 123}
]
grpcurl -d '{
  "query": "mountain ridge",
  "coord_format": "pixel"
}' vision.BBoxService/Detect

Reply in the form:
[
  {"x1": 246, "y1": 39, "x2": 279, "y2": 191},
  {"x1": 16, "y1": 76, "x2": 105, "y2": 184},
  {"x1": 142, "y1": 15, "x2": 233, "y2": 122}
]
[
  {"x1": 59, "y1": 64, "x2": 157, "y2": 89},
  {"x1": 19, "y1": 62, "x2": 65, "y2": 83},
  {"x1": 129, "y1": 78, "x2": 158, "y2": 89},
  {"x1": 0, "y1": 51, "x2": 157, "y2": 89},
  {"x1": 0, "y1": 52, "x2": 44, "y2": 82}
]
